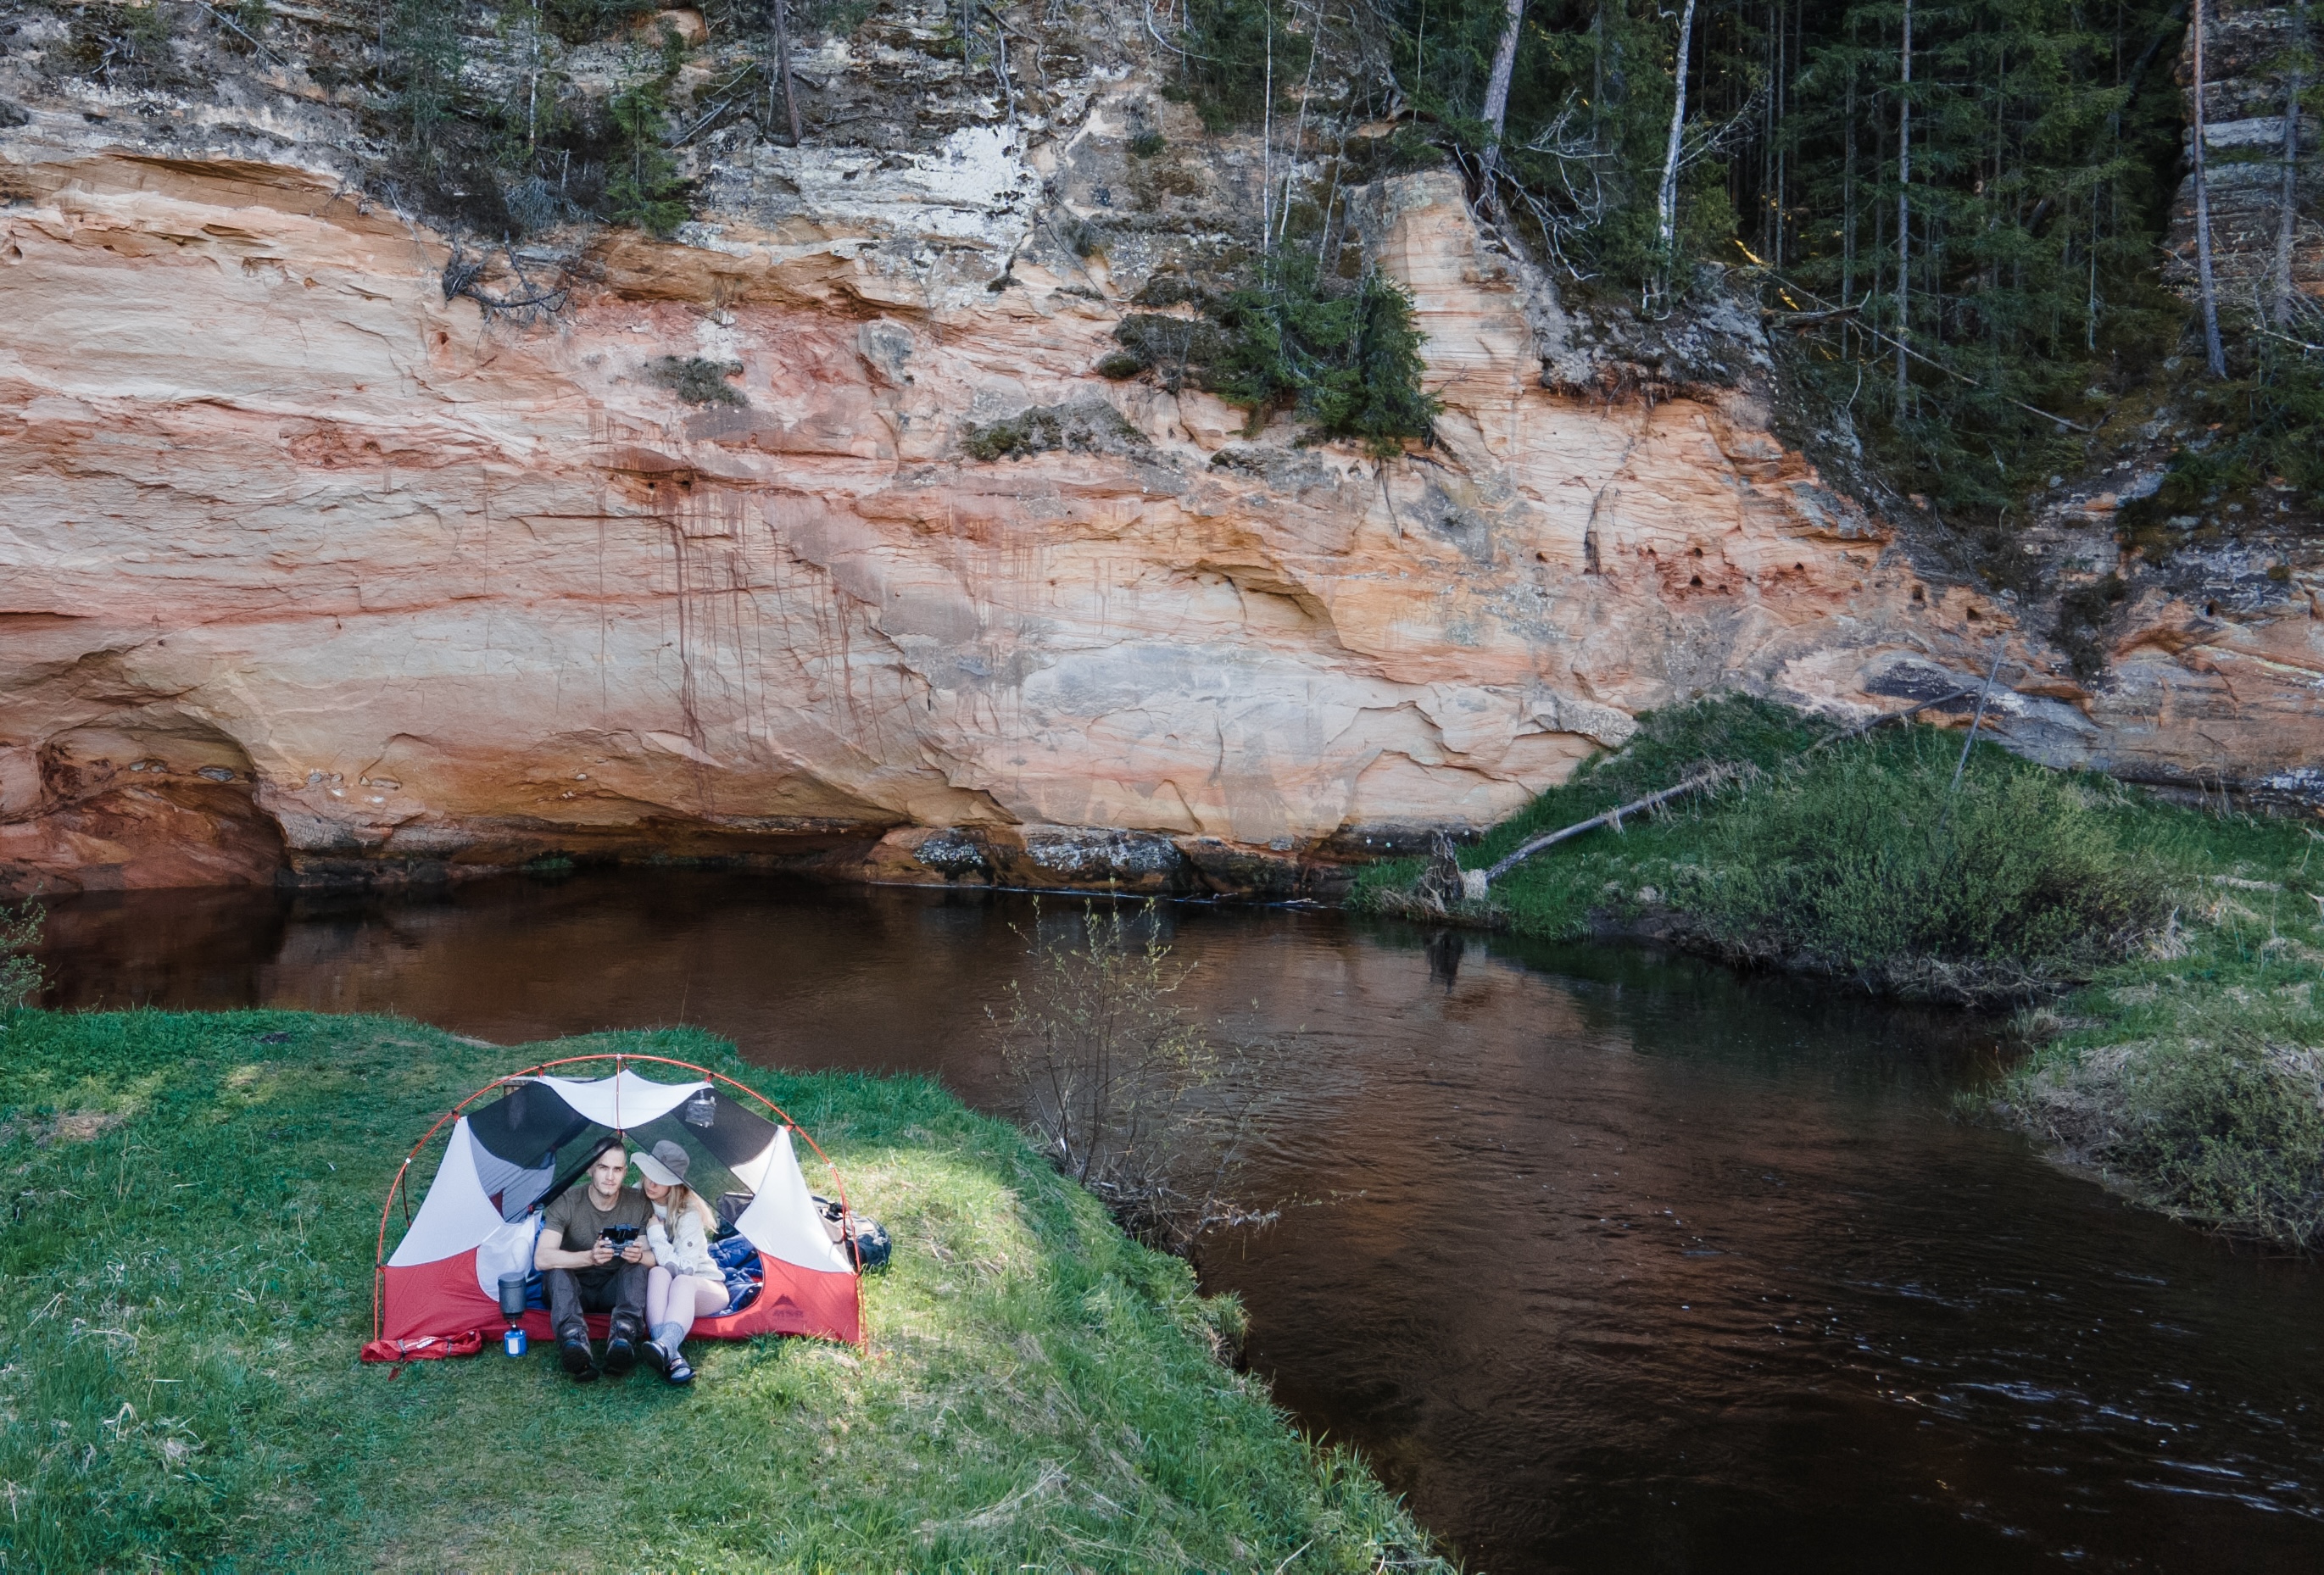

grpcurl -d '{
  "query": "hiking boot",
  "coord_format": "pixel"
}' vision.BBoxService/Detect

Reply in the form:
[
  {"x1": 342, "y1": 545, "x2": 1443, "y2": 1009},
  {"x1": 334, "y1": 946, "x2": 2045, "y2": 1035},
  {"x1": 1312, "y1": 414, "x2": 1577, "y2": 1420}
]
[
  {"x1": 662, "y1": 1347, "x2": 694, "y2": 1386},
  {"x1": 559, "y1": 1337, "x2": 598, "y2": 1381},
  {"x1": 602, "y1": 1333, "x2": 638, "y2": 1376}
]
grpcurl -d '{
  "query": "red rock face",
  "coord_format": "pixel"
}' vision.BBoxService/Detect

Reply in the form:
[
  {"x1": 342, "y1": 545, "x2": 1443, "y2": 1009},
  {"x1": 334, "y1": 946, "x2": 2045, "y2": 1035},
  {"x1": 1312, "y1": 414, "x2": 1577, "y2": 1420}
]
[
  {"x1": 0, "y1": 152, "x2": 2316, "y2": 898},
  {"x1": 0, "y1": 778, "x2": 284, "y2": 896}
]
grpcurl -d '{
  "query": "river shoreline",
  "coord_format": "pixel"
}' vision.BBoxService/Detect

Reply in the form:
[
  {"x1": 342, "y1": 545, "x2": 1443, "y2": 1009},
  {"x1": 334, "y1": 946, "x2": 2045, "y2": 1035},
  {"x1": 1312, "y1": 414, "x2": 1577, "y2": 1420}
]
[
  {"x1": 8, "y1": 817, "x2": 1406, "y2": 906},
  {"x1": 1348, "y1": 700, "x2": 2324, "y2": 1254},
  {"x1": 13, "y1": 693, "x2": 2321, "y2": 1261},
  {"x1": 1433, "y1": 880, "x2": 2324, "y2": 1252}
]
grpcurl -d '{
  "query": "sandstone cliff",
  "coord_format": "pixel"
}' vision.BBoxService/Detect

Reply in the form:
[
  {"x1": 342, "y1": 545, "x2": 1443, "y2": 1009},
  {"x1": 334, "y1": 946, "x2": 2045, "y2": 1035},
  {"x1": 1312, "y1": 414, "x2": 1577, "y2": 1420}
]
[{"x1": 0, "y1": 8, "x2": 2316, "y2": 898}]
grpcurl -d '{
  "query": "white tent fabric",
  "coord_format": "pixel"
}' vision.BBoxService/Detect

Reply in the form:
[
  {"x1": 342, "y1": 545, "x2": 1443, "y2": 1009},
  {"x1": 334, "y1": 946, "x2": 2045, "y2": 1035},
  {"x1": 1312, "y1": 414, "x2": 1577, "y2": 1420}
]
[
  {"x1": 735, "y1": 1127, "x2": 854, "y2": 1274},
  {"x1": 727, "y1": 1133, "x2": 782, "y2": 1195},
  {"x1": 470, "y1": 1143, "x2": 555, "y2": 1220},
  {"x1": 475, "y1": 1215, "x2": 543, "y2": 1298},
  {"x1": 527, "y1": 1071, "x2": 708, "y2": 1130},
  {"x1": 386, "y1": 1119, "x2": 506, "y2": 1267}
]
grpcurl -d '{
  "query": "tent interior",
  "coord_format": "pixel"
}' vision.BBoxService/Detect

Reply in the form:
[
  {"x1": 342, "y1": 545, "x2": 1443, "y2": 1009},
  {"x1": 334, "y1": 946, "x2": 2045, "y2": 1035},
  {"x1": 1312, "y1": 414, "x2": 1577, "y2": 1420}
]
[{"x1": 370, "y1": 1065, "x2": 860, "y2": 1357}]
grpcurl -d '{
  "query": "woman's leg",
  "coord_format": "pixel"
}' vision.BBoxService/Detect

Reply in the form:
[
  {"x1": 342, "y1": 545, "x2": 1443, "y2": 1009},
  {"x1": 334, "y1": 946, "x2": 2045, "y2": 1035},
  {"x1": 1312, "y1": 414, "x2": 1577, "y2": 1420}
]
[
  {"x1": 646, "y1": 1266, "x2": 672, "y2": 1329},
  {"x1": 667, "y1": 1275, "x2": 726, "y2": 1344}
]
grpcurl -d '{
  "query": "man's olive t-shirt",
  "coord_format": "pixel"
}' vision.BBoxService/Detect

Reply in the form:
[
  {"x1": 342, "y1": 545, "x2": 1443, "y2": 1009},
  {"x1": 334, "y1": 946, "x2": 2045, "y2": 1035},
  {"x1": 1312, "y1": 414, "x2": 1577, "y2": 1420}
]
[{"x1": 543, "y1": 1183, "x2": 651, "y2": 1262}]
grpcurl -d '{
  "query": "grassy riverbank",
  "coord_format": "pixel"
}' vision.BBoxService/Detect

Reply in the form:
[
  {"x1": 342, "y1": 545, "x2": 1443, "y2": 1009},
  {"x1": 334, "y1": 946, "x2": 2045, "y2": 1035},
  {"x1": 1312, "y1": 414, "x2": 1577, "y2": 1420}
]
[
  {"x1": 1352, "y1": 697, "x2": 2324, "y2": 1248},
  {"x1": 0, "y1": 1010, "x2": 1446, "y2": 1572}
]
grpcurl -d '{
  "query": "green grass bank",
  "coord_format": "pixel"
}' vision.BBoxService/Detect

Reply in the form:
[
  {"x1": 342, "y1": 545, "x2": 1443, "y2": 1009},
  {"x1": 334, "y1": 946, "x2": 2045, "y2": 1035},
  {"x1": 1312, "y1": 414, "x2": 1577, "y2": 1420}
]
[
  {"x1": 0, "y1": 1011, "x2": 1447, "y2": 1572},
  {"x1": 1351, "y1": 697, "x2": 2324, "y2": 1249}
]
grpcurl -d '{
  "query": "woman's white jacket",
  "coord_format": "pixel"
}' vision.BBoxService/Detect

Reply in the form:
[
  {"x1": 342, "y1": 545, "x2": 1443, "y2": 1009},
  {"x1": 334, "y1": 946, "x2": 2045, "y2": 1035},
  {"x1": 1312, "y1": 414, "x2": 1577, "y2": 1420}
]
[{"x1": 649, "y1": 1202, "x2": 717, "y2": 1277}]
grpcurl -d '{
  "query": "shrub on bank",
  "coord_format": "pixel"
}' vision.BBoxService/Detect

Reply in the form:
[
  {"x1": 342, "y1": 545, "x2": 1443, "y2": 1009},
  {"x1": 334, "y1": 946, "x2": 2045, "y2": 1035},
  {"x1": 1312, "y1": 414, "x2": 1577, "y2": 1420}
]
[
  {"x1": 2012, "y1": 1034, "x2": 2324, "y2": 1249},
  {"x1": 1675, "y1": 741, "x2": 2169, "y2": 996},
  {"x1": 1997, "y1": 819, "x2": 2324, "y2": 1249},
  {"x1": 1353, "y1": 694, "x2": 2168, "y2": 999}
]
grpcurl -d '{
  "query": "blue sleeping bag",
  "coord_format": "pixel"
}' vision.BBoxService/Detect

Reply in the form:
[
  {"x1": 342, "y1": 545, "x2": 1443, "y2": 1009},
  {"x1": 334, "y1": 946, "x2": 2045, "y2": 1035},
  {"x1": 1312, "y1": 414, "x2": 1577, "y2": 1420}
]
[{"x1": 709, "y1": 1233, "x2": 761, "y2": 1314}]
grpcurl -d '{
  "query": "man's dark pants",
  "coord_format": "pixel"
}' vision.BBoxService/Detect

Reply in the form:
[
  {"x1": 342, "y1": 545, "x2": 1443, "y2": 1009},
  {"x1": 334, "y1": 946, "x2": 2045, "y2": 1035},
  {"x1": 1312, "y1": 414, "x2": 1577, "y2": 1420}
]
[{"x1": 545, "y1": 1262, "x2": 649, "y2": 1344}]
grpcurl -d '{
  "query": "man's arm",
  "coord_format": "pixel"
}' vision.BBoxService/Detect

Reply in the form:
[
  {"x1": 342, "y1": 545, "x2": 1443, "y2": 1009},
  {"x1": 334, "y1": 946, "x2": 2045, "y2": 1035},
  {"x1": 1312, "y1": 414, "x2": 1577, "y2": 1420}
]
[{"x1": 535, "y1": 1224, "x2": 613, "y2": 1272}]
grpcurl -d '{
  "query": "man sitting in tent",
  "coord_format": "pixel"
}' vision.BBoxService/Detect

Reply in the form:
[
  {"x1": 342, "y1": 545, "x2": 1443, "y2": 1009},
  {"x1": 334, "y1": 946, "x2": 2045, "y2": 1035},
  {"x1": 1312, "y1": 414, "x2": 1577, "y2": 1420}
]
[{"x1": 535, "y1": 1137, "x2": 653, "y2": 1380}]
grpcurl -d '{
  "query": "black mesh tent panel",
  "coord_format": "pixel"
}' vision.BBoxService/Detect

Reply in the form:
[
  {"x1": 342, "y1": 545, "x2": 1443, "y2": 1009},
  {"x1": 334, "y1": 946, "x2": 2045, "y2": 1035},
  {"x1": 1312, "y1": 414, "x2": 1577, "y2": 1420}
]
[
  {"x1": 527, "y1": 1115, "x2": 782, "y2": 1225},
  {"x1": 462, "y1": 1074, "x2": 789, "y2": 1224},
  {"x1": 468, "y1": 1080, "x2": 594, "y2": 1170},
  {"x1": 668, "y1": 1086, "x2": 784, "y2": 1174},
  {"x1": 624, "y1": 1110, "x2": 767, "y2": 1208}
]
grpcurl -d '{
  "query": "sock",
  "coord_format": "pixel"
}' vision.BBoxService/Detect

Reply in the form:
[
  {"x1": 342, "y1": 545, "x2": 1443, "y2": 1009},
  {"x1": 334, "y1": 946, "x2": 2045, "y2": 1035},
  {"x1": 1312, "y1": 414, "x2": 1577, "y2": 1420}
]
[{"x1": 652, "y1": 1322, "x2": 683, "y2": 1350}]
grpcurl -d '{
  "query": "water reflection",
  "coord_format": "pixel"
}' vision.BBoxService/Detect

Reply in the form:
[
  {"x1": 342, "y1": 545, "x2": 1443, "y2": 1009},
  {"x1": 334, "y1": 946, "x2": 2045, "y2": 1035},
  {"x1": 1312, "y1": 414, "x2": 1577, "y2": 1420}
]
[{"x1": 34, "y1": 873, "x2": 2324, "y2": 1572}]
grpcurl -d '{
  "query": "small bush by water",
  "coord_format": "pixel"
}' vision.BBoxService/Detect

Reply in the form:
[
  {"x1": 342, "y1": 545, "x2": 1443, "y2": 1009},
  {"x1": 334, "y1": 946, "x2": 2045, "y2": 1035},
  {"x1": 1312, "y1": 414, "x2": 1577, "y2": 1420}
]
[
  {"x1": 1675, "y1": 744, "x2": 2169, "y2": 997},
  {"x1": 994, "y1": 902, "x2": 1279, "y2": 1254},
  {"x1": 1351, "y1": 693, "x2": 2324, "y2": 1249},
  {"x1": 0, "y1": 1011, "x2": 1445, "y2": 1571},
  {"x1": 2011, "y1": 1035, "x2": 2324, "y2": 1249},
  {"x1": 0, "y1": 897, "x2": 39, "y2": 1016}
]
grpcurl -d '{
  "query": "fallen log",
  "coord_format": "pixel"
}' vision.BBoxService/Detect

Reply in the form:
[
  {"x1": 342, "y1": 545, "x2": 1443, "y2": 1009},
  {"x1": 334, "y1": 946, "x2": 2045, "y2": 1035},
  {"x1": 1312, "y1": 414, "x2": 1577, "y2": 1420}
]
[
  {"x1": 1477, "y1": 687, "x2": 1981, "y2": 889},
  {"x1": 1480, "y1": 765, "x2": 1740, "y2": 885}
]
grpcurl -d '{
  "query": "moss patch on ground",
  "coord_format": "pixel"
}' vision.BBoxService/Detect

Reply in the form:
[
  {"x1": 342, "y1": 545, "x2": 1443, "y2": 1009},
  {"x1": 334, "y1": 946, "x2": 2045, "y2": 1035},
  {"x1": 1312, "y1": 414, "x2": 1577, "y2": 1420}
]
[
  {"x1": 0, "y1": 1012, "x2": 1446, "y2": 1572},
  {"x1": 1351, "y1": 695, "x2": 2324, "y2": 1248}
]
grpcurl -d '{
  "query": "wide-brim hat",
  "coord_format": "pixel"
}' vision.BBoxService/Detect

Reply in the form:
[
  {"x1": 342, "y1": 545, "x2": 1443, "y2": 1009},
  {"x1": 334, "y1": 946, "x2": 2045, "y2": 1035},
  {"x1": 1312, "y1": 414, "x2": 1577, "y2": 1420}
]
[{"x1": 632, "y1": 1138, "x2": 691, "y2": 1187}]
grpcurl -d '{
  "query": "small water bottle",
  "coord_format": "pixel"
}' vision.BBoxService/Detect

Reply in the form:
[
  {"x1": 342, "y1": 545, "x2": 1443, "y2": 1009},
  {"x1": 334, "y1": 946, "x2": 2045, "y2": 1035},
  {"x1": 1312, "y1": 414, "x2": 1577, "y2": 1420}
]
[{"x1": 504, "y1": 1324, "x2": 528, "y2": 1357}]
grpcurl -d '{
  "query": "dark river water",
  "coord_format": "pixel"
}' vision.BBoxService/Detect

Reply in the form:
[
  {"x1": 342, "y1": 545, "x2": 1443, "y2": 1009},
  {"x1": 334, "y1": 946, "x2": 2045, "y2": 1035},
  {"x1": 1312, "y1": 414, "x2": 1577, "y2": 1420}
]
[{"x1": 33, "y1": 872, "x2": 2324, "y2": 1572}]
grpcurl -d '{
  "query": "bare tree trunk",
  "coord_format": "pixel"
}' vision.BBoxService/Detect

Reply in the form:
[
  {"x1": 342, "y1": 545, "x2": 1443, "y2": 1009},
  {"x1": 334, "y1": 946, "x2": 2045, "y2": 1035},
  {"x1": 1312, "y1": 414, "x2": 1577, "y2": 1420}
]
[
  {"x1": 771, "y1": 0, "x2": 803, "y2": 147},
  {"x1": 2193, "y1": 0, "x2": 2226, "y2": 375},
  {"x1": 1897, "y1": 0, "x2": 1912, "y2": 406},
  {"x1": 1273, "y1": 0, "x2": 1324, "y2": 248},
  {"x1": 1656, "y1": 0, "x2": 1697, "y2": 252},
  {"x1": 1842, "y1": 32, "x2": 1857, "y2": 309},
  {"x1": 2277, "y1": 0, "x2": 2310, "y2": 327},
  {"x1": 1480, "y1": 0, "x2": 1524, "y2": 187}
]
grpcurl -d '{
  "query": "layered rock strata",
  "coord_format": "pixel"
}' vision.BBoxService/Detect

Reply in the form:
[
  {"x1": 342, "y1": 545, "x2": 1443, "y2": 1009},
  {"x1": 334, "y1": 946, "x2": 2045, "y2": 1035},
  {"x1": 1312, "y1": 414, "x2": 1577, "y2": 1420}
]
[
  {"x1": 1, "y1": 112, "x2": 2317, "y2": 898},
  {"x1": 2165, "y1": 0, "x2": 2322, "y2": 304}
]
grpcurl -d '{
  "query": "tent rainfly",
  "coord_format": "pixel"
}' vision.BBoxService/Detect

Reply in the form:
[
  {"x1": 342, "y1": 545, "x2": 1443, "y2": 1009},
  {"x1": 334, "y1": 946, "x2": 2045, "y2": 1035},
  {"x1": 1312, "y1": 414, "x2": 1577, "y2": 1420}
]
[{"x1": 366, "y1": 1055, "x2": 861, "y2": 1361}]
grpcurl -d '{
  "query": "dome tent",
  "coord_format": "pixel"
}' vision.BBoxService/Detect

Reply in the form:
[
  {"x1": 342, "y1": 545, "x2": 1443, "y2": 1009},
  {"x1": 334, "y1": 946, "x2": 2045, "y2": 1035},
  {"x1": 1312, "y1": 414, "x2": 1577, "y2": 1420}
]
[{"x1": 365, "y1": 1054, "x2": 861, "y2": 1362}]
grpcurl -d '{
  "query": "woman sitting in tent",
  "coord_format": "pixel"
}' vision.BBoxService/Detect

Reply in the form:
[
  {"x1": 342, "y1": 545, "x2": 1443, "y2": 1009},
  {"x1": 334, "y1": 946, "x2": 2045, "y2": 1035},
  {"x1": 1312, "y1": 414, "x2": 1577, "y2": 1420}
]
[{"x1": 634, "y1": 1139, "x2": 725, "y2": 1386}]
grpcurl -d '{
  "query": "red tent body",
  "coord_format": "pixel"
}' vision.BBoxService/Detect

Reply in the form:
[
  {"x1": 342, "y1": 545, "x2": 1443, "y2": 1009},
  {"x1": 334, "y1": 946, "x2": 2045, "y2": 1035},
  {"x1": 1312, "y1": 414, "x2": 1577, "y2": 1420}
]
[{"x1": 378, "y1": 1249, "x2": 857, "y2": 1345}]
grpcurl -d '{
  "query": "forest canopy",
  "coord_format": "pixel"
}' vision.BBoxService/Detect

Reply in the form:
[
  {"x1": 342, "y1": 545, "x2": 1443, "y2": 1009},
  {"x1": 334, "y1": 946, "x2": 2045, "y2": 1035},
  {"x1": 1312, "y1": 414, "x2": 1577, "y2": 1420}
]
[
  {"x1": 100, "y1": 0, "x2": 2306, "y2": 526},
  {"x1": 1173, "y1": 0, "x2": 2254, "y2": 525}
]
